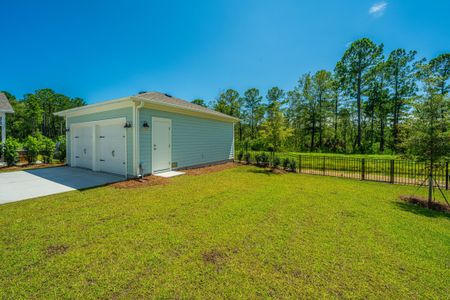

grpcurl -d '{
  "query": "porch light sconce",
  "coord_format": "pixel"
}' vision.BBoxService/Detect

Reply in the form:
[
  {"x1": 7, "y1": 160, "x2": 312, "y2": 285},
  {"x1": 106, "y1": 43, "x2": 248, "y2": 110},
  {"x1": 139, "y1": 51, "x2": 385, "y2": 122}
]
[
  {"x1": 124, "y1": 121, "x2": 132, "y2": 128},
  {"x1": 142, "y1": 121, "x2": 149, "y2": 128}
]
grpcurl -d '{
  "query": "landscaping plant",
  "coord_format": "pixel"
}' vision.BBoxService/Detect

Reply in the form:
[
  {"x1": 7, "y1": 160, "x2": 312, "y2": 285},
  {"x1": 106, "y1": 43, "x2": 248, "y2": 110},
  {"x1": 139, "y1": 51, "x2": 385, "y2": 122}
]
[
  {"x1": 237, "y1": 150, "x2": 244, "y2": 162},
  {"x1": 282, "y1": 157, "x2": 290, "y2": 169},
  {"x1": 244, "y1": 152, "x2": 251, "y2": 164},
  {"x1": 55, "y1": 135, "x2": 66, "y2": 162},
  {"x1": 1, "y1": 137, "x2": 20, "y2": 166},
  {"x1": 40, "y1": 136, "x2": 56, "y2": 163},
  {"x1": 272, "y1": 156, "x2": 281, "y2": 168},
  {"x1": 23, "y1": 135, "x2": 42, "y2": 164},
  {"x1": 289, "y1": 158, "x2": 297, "y2": 172}
]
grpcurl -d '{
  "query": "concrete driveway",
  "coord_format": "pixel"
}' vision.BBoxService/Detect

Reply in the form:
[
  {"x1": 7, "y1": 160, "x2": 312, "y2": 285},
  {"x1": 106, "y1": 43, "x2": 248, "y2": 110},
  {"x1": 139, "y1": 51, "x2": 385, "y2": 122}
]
[{"x1": 0, "y1": 167, "x2": 124, "y2": 204}]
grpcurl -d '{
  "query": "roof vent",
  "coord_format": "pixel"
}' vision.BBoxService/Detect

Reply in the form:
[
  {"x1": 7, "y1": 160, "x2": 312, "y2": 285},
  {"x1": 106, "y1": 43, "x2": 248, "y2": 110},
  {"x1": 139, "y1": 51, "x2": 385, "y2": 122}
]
[{"x1": 164, "y1": 93, "x2": 172, "y2": 98}]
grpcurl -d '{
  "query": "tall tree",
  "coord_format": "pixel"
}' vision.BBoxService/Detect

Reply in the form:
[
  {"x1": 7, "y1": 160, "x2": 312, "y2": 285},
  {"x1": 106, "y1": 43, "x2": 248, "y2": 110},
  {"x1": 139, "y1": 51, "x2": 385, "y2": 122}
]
[
  {"x1": 385, "y1": 49, "x2": 418, "y2": 151},
  {"x1": 367, "y1": 61, "x2": 390, "y2": 152},
  {"x1": 336, "y1": 38, "x2": 383, "y2": 152},
  {"x1": 242, "y1": 88, "x2": 264, "y2": 139},
  {"x1": 260, "y1": 87, "x2": 292, "y2": 152},
  {"x1": 426, "y1": 53, "x2": 450, "y2": 96},
  {"x1": 312, "y1": 70, "x2": 333, "y2": 150},
  {"x1": 213, "y1": 89, "x2": 243, "y2": 142},
  {"x1": 191, "y1": 99, "x2": 207, "y2": 107}
]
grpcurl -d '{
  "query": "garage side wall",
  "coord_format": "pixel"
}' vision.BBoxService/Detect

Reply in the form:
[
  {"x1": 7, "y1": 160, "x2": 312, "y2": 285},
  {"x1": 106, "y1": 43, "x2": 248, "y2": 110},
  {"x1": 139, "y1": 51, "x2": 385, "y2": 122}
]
[
  {"x1": 139, "y1": 108, "x2": 234, "y2": 174},
  {"x1": 66, "y1": 107, "x2": 134, "y2": 176}
]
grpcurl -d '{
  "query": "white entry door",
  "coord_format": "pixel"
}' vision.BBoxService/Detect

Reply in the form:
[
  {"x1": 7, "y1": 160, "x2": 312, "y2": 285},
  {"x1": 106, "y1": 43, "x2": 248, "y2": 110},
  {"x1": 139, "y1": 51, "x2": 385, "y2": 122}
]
[
  {"x1": 97, "y1": 123, "x2": 126, "y2": 176},
  {"x1": 72, "y1": 126, "x2": 93, "y2": 169},
  {"x1": 152, "y1": 117, "x2": 171, "y2": 173}
]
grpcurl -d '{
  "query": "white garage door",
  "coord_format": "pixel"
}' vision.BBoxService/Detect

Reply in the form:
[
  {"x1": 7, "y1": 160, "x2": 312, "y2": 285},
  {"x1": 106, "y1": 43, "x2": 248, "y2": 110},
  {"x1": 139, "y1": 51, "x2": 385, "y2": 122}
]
[
  {"x1": 97, "y1": 124, "x2": 126, "y2": 176},
  {"x1": 72, "y1": 126, "x2": 93, "y2": 170}
]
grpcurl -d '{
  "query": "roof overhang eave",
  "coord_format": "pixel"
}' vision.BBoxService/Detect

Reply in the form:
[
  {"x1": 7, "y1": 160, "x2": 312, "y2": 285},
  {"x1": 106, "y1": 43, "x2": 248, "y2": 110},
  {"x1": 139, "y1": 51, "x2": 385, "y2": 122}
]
[{"x1": 131, "y1": 96, "x2": 239, "y2": 123}]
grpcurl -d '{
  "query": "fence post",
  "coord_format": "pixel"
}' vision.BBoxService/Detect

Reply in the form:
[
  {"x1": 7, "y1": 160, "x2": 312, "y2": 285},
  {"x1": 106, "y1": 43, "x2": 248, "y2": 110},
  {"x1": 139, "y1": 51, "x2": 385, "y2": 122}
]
[
  {"x1": 361, "y1": 158, "x2": 365, "y2": 180},
  {"x1": 390, "y1": 160, "x2": 395, "y2": 184},
  {"x1": 446, "y1": 161, "x2": 448, "y2": 190},
  {"x1": 298, "y1": 155, "x2": 302, "y2": 173},
  {"x1": 322, "y1": 157, "x2": 326, "y2": 175}
]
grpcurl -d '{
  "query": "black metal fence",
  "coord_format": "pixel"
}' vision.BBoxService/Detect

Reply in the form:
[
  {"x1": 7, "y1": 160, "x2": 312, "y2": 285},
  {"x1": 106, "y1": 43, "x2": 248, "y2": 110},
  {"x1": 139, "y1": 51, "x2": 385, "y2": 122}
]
[{"x1": 238, "y1": 151, "x2": 449, "y2": 190}]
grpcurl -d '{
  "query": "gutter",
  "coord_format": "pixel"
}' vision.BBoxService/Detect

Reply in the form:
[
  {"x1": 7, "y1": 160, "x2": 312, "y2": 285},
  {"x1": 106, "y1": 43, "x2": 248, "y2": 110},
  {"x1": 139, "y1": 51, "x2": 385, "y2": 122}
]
[{"x1": 135, "y1": 100, "x2": 145, "y2": 177}]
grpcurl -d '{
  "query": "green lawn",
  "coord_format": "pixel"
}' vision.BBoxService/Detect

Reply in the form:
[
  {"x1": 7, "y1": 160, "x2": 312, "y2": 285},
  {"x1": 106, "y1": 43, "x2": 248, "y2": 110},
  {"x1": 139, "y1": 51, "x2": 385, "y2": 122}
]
[{"x1": 1, "y1": 166, "x2": 449, "y2": 298}]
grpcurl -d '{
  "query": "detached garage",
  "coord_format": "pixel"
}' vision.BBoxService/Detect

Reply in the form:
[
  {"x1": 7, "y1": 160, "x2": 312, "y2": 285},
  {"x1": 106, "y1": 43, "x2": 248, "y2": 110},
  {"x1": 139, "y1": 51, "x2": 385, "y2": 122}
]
[{"x1": 55, "y1": 92, "x2": 237, "y2": 177}]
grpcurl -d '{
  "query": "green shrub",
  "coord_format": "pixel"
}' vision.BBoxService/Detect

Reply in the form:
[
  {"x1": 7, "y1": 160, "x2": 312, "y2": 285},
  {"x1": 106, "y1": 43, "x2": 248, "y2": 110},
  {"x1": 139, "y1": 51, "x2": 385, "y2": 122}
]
[
  {"x1": 288, "y1": 159, "x2": 297, "y2": 172},
  {"x1": 55, "y1": 135, "x2": 66, "y2": 162},
  {"x1": 282, "y1": 158, "x2": 290, "y2": 169},
  {"x1": 272, "y1": 156, "x2": 281, "y2": 168},
  {"x1": 244, "y1": 152, "x2": 251, "y2": 164},
  {"x1": 23, "y1": 135, "x2": 42, "y2": 164},
  {"x1": 237, "y1": 150, "x2": 244, "y2": 162},
  {"x1": 1, "y1": 137, "x2": 20, "y2": 166},
  {"x1": 255, "y1": 153, "x2": 262, "y2": 165},
  {"x1": 255, "y1": 152, "x2": 270, "y2": 167},
  {"x1": 260, "y1": 152, "x2": 269, "y2": 166},
  {"x1": 41, "y1": 136, "x2": 56, "y2": 163}
]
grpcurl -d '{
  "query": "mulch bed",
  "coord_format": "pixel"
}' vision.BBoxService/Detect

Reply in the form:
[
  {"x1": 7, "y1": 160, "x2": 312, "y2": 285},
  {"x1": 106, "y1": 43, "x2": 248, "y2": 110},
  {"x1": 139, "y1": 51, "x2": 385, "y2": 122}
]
[
  {"x1": 399, "y1": 195, "x2": 450, "y2": 213},
  {"x1": 111, "y1": 175, "x2": 170, "y2": 189},
  {"x1": 111, "y1": 162, "x2": 239, "y2": 189},
  {"x1": 183, "y1": 162, "x2": 238, "y2": 175},
  {"x1": 0, "y1": 163, "x2": 64, "y2": 172}
]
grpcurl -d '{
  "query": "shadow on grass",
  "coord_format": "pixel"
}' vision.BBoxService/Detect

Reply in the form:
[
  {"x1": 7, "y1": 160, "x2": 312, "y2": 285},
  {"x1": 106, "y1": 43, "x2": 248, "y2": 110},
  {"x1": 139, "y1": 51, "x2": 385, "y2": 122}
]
[
  {"x1": 246, "y1": 168, "x2": 278, "y2": 176},
  {"x1": 393, "y1": 201, "x2": 450, "y2": 220}
]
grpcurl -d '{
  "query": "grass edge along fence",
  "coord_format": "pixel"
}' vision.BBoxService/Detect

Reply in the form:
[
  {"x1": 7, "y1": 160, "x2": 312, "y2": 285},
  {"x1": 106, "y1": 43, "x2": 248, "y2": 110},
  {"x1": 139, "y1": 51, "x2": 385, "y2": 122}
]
[{"x1": 236, "y1": 151, "x2": 449, "y2": 190}]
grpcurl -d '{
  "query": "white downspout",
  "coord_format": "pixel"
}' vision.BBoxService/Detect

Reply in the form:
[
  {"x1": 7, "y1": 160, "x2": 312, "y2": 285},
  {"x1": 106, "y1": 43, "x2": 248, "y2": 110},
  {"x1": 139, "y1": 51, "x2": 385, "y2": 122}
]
[{"x1": 135, "y1": 100, "x2": 144, "y2": 177}]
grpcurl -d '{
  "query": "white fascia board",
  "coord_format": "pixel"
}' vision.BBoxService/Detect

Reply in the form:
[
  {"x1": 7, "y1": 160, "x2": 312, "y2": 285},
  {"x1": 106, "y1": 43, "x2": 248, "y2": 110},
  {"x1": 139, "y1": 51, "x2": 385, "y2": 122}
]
[
  {"x1": 130, "y1": 96, "x2": 239, "y2": 123},
  {"x1": 54, "y1": 97, "x2": 133, "y2": 117}
]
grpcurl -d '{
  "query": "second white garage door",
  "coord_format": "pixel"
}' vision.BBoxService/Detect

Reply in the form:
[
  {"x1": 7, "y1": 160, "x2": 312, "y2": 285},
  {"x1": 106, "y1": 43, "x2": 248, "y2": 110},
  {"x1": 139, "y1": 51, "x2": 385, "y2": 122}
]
[{"x1": 97, "y1": 123, "x2": 126, "y2": 176}]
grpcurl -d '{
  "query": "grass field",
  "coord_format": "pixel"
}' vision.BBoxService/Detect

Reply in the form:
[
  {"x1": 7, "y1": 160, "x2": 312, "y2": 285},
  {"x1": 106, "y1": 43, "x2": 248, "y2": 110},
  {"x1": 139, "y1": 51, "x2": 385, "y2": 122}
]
[{"x1": 1, "y1": 165, "x2": 449, "y2": 298}]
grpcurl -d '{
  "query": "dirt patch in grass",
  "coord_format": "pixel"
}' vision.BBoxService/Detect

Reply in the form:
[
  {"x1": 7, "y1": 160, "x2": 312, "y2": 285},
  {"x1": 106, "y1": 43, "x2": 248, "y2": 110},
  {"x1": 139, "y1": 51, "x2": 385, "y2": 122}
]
[
  {"x1": 111, "y1": 176, "x2": 170, "y2": 189},
  {"x1": 271, "y1": 168, "x2": 288, "y2": 175},
  {"x1": 184, "y1": 162, "x2": 238, "y2": 175},
  {"x1": 202, "y1": 249, "x2": 226, "y2": 265},
  {"x1": 399, "y1": 195, "x2": 450, "y2": 213},
  {"x1": 0, "y1": 163, "x2": 64, "y2": 172},
  {"x1": 45, "y1": 245, "x2": 69, "y2": 257}
]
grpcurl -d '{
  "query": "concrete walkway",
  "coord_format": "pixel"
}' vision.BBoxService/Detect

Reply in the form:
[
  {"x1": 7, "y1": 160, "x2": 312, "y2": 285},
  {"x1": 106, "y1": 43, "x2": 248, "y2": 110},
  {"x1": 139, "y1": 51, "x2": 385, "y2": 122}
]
[{"x1": 0, "y1": 167, "x2": 124, "y2": 204}]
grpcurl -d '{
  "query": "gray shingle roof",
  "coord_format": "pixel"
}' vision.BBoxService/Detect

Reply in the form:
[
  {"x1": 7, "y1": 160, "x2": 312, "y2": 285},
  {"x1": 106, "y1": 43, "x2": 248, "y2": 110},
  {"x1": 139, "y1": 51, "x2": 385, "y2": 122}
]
[
  {"x1": 0, "y1": 93, "x2": 14, "y2": 113},
  {"x1": 134, "y1": 92, "x2": 237, "y2": 121}
]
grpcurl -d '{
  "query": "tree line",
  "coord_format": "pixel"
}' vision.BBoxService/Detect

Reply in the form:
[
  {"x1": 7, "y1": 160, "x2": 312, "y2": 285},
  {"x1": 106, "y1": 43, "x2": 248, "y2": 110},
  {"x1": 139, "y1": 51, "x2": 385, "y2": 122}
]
[
  {"x1": 202, "y1": 38, "x2": 449, "y2": 156},
  {"x1": 1, "y1": 89, "x2": 86, "y2": 140}
]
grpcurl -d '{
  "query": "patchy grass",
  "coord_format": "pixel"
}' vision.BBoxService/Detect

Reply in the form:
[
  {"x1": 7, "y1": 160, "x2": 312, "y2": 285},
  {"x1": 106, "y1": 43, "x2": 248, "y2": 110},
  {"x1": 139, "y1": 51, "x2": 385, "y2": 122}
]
[{"x1": 0, "y1": 165, "x2": 449, "y2": 298}]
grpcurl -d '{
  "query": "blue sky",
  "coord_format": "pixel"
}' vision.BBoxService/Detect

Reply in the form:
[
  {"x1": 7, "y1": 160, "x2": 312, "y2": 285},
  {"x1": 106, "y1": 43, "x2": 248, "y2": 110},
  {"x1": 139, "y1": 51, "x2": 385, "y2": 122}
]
[{"x1": 1, "y1": 0, "x2": 449, "y2": 104}]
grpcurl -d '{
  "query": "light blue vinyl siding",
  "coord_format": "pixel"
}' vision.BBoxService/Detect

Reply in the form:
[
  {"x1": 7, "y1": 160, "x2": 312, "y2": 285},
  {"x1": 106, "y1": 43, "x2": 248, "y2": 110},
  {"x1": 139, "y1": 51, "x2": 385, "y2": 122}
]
[
  {"x1": 66, "y1": 107, "x2": 134, "y2": 176},
  {"x1": 139, "y1": 108, "x2": 234, "y2": 175}
]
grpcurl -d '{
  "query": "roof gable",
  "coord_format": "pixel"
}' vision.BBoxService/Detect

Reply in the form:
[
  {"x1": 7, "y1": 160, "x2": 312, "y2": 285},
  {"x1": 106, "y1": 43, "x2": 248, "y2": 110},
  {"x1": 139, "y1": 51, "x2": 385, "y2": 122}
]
[{"x1": 0, "y1": 93, "x2": 14, "y2": 113}]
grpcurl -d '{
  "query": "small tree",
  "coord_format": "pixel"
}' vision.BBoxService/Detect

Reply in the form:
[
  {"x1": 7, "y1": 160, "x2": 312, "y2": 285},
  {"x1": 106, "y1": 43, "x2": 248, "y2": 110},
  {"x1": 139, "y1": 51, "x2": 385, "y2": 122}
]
[{"x1": 404, "y1": 93, "x2": 450, "y2": 206}]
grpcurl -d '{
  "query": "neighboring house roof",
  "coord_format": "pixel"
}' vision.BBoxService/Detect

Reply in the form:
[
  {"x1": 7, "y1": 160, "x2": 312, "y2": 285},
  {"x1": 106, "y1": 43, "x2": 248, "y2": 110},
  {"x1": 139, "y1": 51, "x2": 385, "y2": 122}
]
[
  {"x1": 55, "y1": 91, "x2": 238, "y2": 122},
  {"x1": 0, "y1": 93, "x2": 14, "y2": 113}
]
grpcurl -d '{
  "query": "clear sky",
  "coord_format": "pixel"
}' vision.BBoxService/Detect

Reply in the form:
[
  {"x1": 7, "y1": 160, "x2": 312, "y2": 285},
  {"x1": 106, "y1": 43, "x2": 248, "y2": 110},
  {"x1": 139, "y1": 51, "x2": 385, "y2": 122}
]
[{"x1": 1, "y1": 0, "x2": 449, "y2": 104}]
